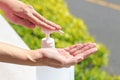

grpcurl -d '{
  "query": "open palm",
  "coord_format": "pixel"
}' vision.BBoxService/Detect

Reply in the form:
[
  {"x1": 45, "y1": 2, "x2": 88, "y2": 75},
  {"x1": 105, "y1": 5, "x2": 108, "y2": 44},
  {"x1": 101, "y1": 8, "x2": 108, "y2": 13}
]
[{"x1": 35, "y1": 42, "x2": 97, "y2": 68}]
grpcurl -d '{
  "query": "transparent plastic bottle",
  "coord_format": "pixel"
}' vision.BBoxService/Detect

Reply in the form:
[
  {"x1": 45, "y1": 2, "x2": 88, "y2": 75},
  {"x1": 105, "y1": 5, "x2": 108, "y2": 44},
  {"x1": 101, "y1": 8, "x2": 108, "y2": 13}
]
[{"x1": 36, "y1": 30, "x2": 74, "y2": 80}]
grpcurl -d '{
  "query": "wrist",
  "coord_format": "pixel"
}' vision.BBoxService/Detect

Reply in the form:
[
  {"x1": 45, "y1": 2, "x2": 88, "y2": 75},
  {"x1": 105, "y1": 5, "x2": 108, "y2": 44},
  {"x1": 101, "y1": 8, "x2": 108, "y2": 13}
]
[
  {"x1": 25, "y1": 50, "x2": 37, "y2": 63},
  {"x1": 27, "y1": 49, "x2": 43, "y2": 66}
]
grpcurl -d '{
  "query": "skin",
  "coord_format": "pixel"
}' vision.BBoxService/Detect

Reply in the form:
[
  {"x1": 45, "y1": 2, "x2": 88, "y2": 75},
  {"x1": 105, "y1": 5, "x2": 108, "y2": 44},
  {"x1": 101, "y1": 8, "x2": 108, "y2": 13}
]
[
  {"x1": 0, "y1": 0, "x2": 61, "y2": 30},
  {"x1": 0, "y1": 0, "x2": 98, "y2": 68},
  {"x1": 0, "y1": 42, "x2": 97, "y2": 68}
]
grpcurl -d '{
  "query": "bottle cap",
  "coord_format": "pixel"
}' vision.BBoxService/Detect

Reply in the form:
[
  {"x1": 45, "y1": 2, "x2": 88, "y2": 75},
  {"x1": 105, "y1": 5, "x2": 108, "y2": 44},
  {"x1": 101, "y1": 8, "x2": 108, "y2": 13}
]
[{"x1": 41, "y1": 29, "x2": 64, "y2": 48}]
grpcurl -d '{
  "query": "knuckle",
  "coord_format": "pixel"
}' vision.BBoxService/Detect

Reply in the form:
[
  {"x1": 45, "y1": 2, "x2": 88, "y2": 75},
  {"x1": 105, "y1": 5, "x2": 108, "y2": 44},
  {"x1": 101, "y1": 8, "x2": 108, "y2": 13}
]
[
  {"x1": 23, "y1": 8, "x2": 29, "y2": 14},
  {"x1": 39, "y1": 21, "x2": 47, "y2": 27},
  {"x1": 27, "y1": 5, "x2": 34, "y2": 9},
  {"x1": 37, "y1": 21, "x2": 41, "y2": 25},
  {"x1": 23, "y1": 8, "x2": 33, "y2": 15},
  {"x1": 34, "y1": 20, "x2": 41, "y2": 26},
  {"x1": 25, "y1": 11, "x2": 31, "y2": 16}
]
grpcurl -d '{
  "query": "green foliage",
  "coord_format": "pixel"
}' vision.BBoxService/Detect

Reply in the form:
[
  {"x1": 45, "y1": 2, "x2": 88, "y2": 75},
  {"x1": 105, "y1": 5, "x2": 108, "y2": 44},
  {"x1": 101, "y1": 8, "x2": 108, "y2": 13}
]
[{"x1": 3, "y1": 0, "x2": 119, "y2": 80}]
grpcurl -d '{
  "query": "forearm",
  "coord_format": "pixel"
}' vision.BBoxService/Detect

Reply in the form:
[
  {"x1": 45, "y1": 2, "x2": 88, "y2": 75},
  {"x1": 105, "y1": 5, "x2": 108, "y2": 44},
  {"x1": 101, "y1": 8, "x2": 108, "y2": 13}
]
[{"x1": 0, "y1": 42, "x2": 37, "y2": 66}]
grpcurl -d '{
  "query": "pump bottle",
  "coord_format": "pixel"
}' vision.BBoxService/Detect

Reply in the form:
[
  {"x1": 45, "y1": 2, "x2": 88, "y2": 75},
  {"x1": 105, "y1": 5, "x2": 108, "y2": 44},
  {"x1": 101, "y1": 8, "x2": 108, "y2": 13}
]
[{"x1": 36, "y1": 30, "x2": 74, "y2": 80}]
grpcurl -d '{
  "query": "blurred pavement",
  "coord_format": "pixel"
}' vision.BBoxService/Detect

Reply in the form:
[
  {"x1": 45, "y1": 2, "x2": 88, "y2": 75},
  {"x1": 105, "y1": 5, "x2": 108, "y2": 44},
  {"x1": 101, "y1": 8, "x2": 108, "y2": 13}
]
[{"x1": 65, "y1": 0, "x2": 120, "y2": 75}]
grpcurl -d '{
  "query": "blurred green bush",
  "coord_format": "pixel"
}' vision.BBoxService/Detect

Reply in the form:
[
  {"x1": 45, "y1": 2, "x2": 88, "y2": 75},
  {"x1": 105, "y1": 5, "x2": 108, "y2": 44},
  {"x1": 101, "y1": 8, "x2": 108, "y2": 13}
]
[{"x1": 2, "y1": 0, "x2": 120, "y2": 80}]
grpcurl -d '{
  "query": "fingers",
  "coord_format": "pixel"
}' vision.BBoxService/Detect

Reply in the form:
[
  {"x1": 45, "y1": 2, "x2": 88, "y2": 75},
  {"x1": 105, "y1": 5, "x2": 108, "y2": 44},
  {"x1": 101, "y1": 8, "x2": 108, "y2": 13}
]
[
  {"x1": 58, "y1": 49, "x2": 73, "y2": 59},
  {"x1": 12, "y1": 15, "x2": 35, "y2": 28},
  {"x1": 42, "y1": 44, "x2": 97, "y2": 68},
  {"x1": 13, "y1": 5, "x2": 61, "y2": 30},
  {"x1": 83, "y1": 47, "x2": 97, "y2": 58},
  {"x1": 75, "y1": 47, "x2": 97, "y2": 62},
  {"x1": 4, "y1": 0, "x2": 61, "y2": 30},
  {"x1": 69, "y1": 43, "x2": 89, "y2": 55},
  {"x1": 33, "y1": 11, "x2": 61, "y2": 30},
  {"x1": 23, "y1": 13, "x2": 40, "y2": 25},
  {"x1": 62, "y1": 43, "x2": 97, "y2": 67},
  {"x1": 18, "y1": 12, "x2": 55, "y2": 30},
  {"x1": 20, "y1": 20, "x2": 35, "y2": 28},
  {"x1": 64, "y1": 44, "x2": 79, "y2": 51},
  {"x1": 24, "y1": 9, "x2": 61, "y2": 30},
  {"x1": 64, "y1": 43, "x2": 96, "y2": 55},
  {"x1": 65, "y1": 47, "x2": 97, "y2": 67},
  {"x1": 72, "y1": 43, "x2": 96, "y2": 56},
  {"x1": 27, "y1": 11, "x2": 61, "y2": 30}
]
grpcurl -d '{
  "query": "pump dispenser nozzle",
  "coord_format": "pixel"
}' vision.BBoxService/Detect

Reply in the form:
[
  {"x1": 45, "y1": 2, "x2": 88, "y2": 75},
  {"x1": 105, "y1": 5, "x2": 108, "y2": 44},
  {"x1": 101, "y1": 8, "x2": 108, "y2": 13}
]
[
  {"x1": 42, "y1": 29, "x2": 64, "y2": 38},
  {"x1": 41, "y1": 29, "x2": 63, "y2": 48}
]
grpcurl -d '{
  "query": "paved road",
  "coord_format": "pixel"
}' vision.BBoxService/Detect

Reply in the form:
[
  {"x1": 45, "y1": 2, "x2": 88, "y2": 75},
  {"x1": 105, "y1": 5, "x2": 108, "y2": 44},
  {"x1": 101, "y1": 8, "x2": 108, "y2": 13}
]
[{"x1": 65, "y1": 0, "x2": 120, "y2": 75}]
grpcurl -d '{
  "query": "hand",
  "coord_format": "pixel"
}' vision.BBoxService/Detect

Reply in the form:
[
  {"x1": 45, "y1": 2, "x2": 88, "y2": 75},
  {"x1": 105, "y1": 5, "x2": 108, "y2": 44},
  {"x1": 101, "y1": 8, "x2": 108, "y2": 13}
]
[
  {"x1": 0, "y1": 0, "x2": 61, "y2": 30},
  {"x1": 30, "y1": 43, "x2": 97, "y2": 68}
]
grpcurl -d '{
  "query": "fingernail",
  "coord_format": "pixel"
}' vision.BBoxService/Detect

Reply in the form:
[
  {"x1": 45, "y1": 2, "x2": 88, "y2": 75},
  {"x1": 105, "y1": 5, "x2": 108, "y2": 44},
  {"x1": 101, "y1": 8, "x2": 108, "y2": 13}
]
[
  {"x1": 58, "y1": 30, "x2": 64, "y2": 34},
  {"x1": 92, "y1": 48, "x2": 98, "y2": 53},
  {"x1": 56, "y1": 25, "x2": 61, "y2": 29},
  {"x1": 95, "y1": 48, "x2": 98, "y2": 51},
  {"x1": 93, "y1": 43, "x2": 97, "y2": 46}
]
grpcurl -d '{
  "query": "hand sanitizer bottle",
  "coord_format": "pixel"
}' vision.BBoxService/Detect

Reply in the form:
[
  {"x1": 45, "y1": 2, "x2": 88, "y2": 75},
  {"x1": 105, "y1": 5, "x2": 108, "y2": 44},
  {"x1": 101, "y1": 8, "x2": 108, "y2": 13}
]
[{"x1": 36, "y1": 29, "x2": 74, "y2": 80}]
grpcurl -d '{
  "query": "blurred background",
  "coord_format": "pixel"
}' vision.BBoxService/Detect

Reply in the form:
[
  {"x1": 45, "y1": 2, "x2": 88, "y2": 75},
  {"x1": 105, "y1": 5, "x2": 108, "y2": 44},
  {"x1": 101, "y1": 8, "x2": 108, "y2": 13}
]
[
  {"x1": 65, "y1": 0, "x2": 120, "y2": 75},
  {"x1": 1, "y1": 0, "x2": 120, "y2": 80}
]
